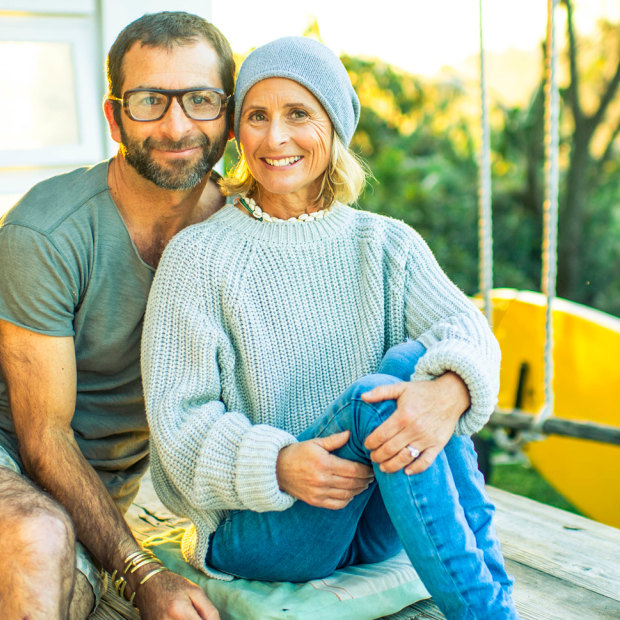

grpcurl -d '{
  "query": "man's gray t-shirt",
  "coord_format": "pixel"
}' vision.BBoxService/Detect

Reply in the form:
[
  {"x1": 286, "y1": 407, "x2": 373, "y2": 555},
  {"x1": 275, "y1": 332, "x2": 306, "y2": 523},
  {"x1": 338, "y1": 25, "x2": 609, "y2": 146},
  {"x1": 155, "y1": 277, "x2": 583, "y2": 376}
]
[{"x1": 0, "y1": 161, "x2": 154, "y2": 511}]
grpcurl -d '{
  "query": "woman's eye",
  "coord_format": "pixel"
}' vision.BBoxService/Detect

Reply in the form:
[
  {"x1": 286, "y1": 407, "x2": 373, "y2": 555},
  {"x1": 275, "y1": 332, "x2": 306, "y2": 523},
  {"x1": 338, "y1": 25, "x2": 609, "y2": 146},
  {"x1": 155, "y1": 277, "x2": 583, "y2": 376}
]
[
  {"x1": 249, "y1": 111, "x2": 266, "y2": 122},
  {"x1": 291, "y1": 109, "x2": 308, "y2": 119}
]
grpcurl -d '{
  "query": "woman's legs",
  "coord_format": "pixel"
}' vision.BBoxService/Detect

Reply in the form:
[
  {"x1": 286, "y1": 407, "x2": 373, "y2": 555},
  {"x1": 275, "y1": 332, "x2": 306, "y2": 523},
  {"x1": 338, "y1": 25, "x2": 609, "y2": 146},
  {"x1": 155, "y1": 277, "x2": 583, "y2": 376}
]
[
  {"x1": 443, "y1": 436, "x2": 514, "y2": 591},
  {"x1": 208, "y1": 480, "x2": 381, "y2": 582},
  {"x1": 379, "y1": 340, "x2": 513, "y2": 590},
  {"x1": 209, "y1": 340, "x2": 517, "y2": 618},
  {"x1": 322, "y1": 374, "x2": 517, "y2": 619}
]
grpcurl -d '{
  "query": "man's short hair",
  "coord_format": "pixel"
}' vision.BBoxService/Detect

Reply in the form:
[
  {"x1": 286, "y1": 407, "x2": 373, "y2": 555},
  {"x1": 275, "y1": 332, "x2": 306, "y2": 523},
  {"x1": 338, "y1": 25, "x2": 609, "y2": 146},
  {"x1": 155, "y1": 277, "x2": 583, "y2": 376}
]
[{"x1": 106, "y1": 11, "x2": 235, "y2": 124}]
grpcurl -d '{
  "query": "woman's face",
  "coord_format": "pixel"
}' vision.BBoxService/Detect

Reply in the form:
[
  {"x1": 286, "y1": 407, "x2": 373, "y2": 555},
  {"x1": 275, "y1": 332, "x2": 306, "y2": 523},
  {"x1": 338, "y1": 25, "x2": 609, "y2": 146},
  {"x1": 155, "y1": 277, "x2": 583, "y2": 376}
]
[{"x1": 239, "y1": 78, "x2": 333, "y2": 207}]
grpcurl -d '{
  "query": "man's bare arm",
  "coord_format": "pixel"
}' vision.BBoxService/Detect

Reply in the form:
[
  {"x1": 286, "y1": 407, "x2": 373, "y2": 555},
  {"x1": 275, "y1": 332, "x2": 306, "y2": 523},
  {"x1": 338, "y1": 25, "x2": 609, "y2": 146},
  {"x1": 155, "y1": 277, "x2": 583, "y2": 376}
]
[{"x1": 0, "y1": 320, "x2": 218, "y2": 619}]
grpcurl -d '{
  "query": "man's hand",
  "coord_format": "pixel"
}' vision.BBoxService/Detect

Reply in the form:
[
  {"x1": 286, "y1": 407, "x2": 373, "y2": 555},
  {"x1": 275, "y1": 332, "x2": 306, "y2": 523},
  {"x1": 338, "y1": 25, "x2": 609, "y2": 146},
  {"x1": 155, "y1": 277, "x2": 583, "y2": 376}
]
[
  {"x1": 276, "y1": 431, "x2": 374, "y2": 509},
  {"x1": 362, "y1": 372, "x2": 470, "y2": 475},
  {"x1": 134, "y1": 570, "x2": 219, "y2": 620}
]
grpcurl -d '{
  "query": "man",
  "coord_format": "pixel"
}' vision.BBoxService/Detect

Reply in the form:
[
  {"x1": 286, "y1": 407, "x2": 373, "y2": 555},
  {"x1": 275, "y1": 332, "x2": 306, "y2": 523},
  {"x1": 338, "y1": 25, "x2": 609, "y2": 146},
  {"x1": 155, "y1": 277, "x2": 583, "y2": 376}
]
[{"x1": 0, "y1": 11, "x2": 232, "y2": 619}]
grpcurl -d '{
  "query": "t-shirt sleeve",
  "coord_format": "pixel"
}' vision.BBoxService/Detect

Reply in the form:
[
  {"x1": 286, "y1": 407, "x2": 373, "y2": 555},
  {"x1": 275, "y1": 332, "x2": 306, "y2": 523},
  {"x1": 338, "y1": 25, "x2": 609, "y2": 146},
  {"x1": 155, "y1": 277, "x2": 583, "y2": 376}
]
[{"x1": 0, "y1": 224, "x2": 78, "y2": 336}]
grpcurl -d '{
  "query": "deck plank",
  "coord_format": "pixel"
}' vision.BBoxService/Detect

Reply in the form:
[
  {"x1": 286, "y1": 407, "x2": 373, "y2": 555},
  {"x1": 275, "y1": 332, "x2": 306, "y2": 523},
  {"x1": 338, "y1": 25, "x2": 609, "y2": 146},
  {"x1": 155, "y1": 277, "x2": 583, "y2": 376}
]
[
  {"x1": 488, "y1": 487, "x2": 620, "y2": 602},
  {"x1": 91, "y1": 474, "x2": 620, "y2": 619}
]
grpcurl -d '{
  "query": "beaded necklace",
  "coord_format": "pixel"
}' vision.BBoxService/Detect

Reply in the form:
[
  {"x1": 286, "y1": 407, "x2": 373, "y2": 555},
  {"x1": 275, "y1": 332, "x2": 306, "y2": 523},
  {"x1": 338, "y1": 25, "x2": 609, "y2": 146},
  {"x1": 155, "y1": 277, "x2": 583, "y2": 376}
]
[{"x1": 235, "y1": 196, "x2": 332, "y2": 223}]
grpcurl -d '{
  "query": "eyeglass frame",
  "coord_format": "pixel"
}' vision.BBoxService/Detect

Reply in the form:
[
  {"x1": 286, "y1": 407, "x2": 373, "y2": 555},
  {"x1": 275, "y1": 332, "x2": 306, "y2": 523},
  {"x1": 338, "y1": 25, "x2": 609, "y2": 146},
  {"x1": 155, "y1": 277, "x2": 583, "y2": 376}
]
[{"x1": 108, "y1": 87, "x2": 231, "y2": 122}]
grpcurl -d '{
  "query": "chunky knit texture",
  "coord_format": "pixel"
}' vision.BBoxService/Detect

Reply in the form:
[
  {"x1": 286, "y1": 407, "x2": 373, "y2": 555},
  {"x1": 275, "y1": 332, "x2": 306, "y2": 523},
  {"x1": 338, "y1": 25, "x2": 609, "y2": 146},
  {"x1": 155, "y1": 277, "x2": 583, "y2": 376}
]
[{"x1": 142, "y1": 203, "x2": 501, "y2": 579}]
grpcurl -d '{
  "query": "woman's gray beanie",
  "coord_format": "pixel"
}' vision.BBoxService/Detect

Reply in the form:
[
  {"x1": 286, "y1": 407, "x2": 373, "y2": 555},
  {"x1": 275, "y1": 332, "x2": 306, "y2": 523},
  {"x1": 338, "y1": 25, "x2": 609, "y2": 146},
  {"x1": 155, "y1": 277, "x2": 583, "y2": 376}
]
[{"x1": 233, "y1": 36, "x2": 360, "y2": 147}]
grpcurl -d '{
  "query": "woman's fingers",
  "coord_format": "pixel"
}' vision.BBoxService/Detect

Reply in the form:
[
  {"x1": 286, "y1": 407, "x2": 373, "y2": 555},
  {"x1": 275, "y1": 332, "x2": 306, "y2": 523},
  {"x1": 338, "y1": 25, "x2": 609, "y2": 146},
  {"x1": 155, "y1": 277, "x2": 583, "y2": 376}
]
[
  {"x1": 364, "y1": 377, "x2": 466, "y2": 473},
  {"x1": 327, "y1": 452, "x2": 374, "y2": 481},
  {"x1": 277, "y1": 436, "x2": 374, "y2": 508},
  {"x1": 361, "y1": 381, "x2": 407, "y2": 404},
  {"x1": 370, "y1": 442, "x2": 421, "y2": 474},
  {"x1": 315, "y1": 430, "x2": 351, "y2": 452},
  {"x1": 404, "y1": 447, "x2": 437, "y2": 475}
]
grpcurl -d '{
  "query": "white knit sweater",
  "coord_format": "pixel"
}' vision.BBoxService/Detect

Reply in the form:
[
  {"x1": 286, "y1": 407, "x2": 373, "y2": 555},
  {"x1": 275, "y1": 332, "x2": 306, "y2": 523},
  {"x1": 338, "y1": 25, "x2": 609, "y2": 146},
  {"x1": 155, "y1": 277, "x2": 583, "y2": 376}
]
[{"x1": 141, "y1": 202, "x2": 500, "y2": 578}]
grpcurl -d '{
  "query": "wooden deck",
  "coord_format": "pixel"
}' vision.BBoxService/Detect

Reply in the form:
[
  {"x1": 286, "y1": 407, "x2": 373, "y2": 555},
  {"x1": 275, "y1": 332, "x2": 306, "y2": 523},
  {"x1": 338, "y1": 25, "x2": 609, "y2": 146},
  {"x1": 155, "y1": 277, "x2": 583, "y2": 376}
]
[{"x1": 92, "y1": 471, "x2": 620, "y2": 620}]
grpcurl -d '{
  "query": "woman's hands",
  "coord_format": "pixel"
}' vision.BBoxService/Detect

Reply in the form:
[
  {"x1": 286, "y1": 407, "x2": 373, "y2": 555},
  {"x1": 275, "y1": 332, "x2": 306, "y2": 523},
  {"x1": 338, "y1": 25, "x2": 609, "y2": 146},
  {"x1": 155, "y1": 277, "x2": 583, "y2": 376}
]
[
  {"x1": 362, "y1": 372, "x2": 470, "y2": 475},
  {"x1": 276, "y1": 431, "x2": 374, "y2": 509},
  {"x1": 276, "y1": 372, "x2": 469, "y2": 507}
]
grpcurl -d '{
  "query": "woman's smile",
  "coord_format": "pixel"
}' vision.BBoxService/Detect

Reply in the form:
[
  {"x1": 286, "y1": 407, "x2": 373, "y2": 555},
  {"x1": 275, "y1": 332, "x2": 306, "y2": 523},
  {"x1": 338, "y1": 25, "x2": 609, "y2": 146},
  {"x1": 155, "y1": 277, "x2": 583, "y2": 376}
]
[
  {"x1": 262, "y1": 156, "x2": 303, "y2": 167},
  {"x1": 239, "y1": 77, "x2": 333, "y2": 218}
]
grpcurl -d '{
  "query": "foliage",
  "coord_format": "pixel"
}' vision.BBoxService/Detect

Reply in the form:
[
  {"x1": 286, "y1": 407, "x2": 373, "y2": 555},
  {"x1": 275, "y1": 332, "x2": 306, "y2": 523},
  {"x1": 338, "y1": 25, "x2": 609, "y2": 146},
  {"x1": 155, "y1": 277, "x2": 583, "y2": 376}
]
[
  {"x1": 343, "y1": 4, "x2": 620, "y2": 315},
  {"x1": 344, "y1": 56, "x2": 479, "y2": 293},
  {"x1": 344, "y1": 55, "x2": 543, "y2": 298},
  {"x1": 223, "y1": 7, "x2": 620, "y2": 316}
]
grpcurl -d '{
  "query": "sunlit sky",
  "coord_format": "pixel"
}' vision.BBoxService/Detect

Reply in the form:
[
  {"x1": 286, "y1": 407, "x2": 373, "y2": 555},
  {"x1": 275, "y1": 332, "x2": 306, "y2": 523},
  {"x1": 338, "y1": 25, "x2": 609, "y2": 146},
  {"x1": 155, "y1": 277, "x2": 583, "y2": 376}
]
[{"x1": 213, "y1": 0, "x2": 620, "y2": 77}]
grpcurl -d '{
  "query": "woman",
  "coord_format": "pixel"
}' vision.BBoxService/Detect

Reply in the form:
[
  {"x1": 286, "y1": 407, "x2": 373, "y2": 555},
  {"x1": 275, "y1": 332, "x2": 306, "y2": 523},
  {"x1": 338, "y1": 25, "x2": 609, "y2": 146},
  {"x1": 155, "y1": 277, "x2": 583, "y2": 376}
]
[{"x1": 142, "y1": 36, "x2": 519, "y2": 619}]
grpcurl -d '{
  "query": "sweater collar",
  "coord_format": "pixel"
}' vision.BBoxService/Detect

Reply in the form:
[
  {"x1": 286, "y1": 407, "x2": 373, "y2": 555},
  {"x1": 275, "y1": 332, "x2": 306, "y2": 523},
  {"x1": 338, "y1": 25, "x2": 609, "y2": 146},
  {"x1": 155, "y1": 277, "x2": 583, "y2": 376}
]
[{"x1": 210, "y1": 200, "x2": 357, "y2": 244}]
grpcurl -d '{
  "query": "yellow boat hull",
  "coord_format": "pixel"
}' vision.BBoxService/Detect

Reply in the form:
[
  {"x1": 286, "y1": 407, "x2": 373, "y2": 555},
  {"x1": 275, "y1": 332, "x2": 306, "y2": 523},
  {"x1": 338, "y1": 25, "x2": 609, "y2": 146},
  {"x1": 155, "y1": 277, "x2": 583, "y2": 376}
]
[{"x1": 488, "y1": 289, "x2": 620, "y2": 528}]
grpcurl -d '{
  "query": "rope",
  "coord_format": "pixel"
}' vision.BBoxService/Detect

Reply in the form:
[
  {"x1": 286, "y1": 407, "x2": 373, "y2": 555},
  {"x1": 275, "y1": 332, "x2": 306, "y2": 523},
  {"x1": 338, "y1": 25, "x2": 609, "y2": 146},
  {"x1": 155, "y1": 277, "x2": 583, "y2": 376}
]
[
  {"x1": 477, "y1": 0, "x2": 494, "y2": 326},
  {"x1": 536, "y1": 0, "x2": 560, "y2": 428},
  {"x1": 478, "y1": 0, "x2": 521, "y2": 453}
]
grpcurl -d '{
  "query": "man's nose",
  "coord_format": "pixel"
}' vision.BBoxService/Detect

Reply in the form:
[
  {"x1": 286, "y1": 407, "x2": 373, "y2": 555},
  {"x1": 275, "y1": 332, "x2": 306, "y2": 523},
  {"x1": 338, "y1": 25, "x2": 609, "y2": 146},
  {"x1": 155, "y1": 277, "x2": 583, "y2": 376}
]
[{"x1": 158, "y1": 97, "x2": 194, "y2": 139}]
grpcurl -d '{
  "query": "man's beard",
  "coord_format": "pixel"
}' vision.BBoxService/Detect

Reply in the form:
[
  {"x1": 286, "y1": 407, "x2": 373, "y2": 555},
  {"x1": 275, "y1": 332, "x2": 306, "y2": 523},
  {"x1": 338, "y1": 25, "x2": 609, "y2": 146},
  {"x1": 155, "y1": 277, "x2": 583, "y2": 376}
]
[{"x1": 119, "y1": 126, "x2": 227, "y2": 190}]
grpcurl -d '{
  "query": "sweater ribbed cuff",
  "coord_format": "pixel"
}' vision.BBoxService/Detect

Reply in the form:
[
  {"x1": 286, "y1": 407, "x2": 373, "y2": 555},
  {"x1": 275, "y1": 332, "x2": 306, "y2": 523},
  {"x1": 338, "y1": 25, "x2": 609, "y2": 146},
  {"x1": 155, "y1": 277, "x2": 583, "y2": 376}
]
[
  {"x1": 234, "y1": 424, "x2": 297, "y2": 511},
  {"x1": 411, "y1": 339, "x2": 498, "y2": 436}
]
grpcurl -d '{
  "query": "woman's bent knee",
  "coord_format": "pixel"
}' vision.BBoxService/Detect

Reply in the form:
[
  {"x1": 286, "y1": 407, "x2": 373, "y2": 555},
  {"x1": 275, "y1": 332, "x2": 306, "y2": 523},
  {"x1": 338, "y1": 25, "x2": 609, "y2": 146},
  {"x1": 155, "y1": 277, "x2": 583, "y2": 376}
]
[{"x1": 346, "y1": 373, "x2": 401, "y2": 400}]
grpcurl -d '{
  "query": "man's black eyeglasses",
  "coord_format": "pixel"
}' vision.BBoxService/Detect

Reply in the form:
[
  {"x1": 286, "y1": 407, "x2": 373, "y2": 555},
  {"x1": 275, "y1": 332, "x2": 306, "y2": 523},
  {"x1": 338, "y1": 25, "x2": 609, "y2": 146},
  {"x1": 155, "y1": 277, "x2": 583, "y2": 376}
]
[{"x1": 109, "y1": 87, "x2": 230, "y2": 122}]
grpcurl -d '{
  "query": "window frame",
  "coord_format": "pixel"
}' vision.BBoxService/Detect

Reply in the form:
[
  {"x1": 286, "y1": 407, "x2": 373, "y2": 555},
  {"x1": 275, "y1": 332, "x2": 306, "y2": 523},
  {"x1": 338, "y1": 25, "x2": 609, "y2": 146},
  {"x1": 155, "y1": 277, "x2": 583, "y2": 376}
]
[{"x1": 0, "y1": 13, "x2": 104, "y2": 168}]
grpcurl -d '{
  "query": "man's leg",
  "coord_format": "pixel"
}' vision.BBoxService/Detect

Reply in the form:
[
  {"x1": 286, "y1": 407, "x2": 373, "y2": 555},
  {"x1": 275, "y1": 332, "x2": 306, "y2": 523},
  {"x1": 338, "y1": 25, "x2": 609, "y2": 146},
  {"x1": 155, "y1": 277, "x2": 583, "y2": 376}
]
[
  {"x1": 68, "y1": 570, "x2": 98, "y2": 620},
  {"x1": 0, "y1": 446, "x2": 98, "y2": 620},
  {"x1": 0, "y1": 466, "x2": 76, "y2": 619}
]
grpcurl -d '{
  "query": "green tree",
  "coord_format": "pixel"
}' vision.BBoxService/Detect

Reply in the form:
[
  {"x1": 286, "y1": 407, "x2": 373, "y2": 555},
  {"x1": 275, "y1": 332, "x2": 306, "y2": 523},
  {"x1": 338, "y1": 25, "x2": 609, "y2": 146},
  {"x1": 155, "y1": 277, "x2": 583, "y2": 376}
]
[
  {"x1": 344, "y1": 2, "x2": 620, "y2": 316},
  {"x1": 344, "y1": 55, "x2": 482, "y2": 293},
  {"x1": 493, "y1": 0, "x2": 620, "y2": 313},
  {"x1": 225, "y1": 8, "x2": 620, "y2": 316},
  {"x1": 557, "y1": 0, "x2": 620, "y2": 312}
]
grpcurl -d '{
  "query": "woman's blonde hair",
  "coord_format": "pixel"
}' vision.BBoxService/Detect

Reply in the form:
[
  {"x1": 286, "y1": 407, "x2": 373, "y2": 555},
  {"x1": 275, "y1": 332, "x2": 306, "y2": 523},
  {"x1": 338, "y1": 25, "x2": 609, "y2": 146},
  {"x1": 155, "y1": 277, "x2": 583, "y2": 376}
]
[{"x1": 219, "y1": 133, "x2": 369, "y2": 208}]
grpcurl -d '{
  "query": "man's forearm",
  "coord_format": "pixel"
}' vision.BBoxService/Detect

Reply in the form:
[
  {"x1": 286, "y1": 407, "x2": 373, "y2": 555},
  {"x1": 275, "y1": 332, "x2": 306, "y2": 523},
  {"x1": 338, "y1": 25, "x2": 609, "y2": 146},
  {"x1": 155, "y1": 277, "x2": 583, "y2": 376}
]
[{"x1": 19, "y1": 429, "x2": 147, "y2": 596}]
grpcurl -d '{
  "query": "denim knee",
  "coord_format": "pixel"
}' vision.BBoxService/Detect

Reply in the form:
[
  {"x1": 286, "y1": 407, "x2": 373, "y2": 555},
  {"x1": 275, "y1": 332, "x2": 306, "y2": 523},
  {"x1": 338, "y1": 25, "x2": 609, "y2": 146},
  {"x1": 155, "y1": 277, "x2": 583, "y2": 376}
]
[
  {"x1": 377, "y1": 340, "x2": 426, "y2": 380},
  {"x1": 343, "y1": 373, "x2": 402, "y2": 402}
]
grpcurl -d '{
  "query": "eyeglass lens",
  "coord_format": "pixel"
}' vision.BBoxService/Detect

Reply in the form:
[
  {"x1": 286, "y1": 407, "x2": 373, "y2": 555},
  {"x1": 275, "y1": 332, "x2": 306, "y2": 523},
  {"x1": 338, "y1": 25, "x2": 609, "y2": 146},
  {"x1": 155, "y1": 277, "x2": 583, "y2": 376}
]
[{"x1": 126, "y1": 90, "x2": 224, "y2": 121}]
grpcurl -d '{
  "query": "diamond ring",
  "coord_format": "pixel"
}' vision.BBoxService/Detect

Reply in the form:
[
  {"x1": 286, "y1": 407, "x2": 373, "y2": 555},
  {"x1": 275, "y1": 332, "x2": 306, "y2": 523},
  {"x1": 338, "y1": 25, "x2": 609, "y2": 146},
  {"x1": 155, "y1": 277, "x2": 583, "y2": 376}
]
[{"x1": 406, "y1": 445, "x2": 420, "y2": 460}]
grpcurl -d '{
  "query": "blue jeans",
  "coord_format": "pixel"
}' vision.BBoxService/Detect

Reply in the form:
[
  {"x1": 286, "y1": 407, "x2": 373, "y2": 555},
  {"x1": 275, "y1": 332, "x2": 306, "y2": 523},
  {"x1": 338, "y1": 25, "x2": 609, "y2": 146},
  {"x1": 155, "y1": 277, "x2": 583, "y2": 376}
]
[{"x1": 208, "y1": 341, "x2": 518, "y2": 619}]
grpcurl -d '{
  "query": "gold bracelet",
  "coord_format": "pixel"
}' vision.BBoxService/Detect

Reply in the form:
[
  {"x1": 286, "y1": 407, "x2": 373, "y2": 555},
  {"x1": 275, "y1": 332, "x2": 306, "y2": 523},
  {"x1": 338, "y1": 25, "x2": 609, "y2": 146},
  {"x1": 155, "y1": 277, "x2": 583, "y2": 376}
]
[
  {"x1": 128, "y1": 556, "x2": 162, "y2": 573},
  {"x1": 114, "y1": 549, "x2": 168, "y2": 606},
  {"x1": 139, "y1": 565, "x2": 169, "y2": 587},
  {"x1": 123, "y1": 549, "x2": 161, "y2": 574},
  {"x1": 124, "y1": 549, "x2": 157, "y2": 567},
  {"x1": 123, "y1": 550, "x2": 144, "y2": 566},
  {"x1": 130, "y1": 565, "x2": 169, "y2": 604}
]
